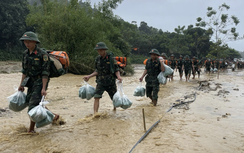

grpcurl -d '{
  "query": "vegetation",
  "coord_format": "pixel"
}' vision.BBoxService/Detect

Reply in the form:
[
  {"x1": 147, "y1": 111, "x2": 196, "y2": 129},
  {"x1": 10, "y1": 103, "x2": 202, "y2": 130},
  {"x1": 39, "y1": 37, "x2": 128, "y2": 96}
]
[{"x1": 0, "y1": 1, "x2": 242, "y2": 73}]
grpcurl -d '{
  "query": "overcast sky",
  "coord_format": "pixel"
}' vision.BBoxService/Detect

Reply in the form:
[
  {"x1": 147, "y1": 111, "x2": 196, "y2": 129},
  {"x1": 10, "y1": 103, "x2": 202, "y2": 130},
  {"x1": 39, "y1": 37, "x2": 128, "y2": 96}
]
[{"x1": 88, "y1": 0, "x2": 244, "y2": 51}]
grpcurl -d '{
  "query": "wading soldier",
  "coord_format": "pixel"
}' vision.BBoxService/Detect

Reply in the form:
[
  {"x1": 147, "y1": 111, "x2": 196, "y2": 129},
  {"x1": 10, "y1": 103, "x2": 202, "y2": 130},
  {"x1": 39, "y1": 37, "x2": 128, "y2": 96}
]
[
  {"x1": 176, "y1": 55, "x2": 184, "y2": 80},
  {"x1": 192, "y1": 56, "x2": 200, "y2": 79},
  {"x1": 139, "y1": 49, "x2": 165, "y2": 106},
  {"x1": 169, "y1": 54, "x2": 176, "y2": 81},
  {"x1": 18, "y1": 31, "x2": 59, "y2": 133},
  {"x1": 83, "y1": 42, "x2": 122, "y2": 114},
  {"x1": 205, "y1": 59, "x2": 211, "y2": 75},
  {"x1": 182, "y1": 55, "x2": 192, "y2": 82}
]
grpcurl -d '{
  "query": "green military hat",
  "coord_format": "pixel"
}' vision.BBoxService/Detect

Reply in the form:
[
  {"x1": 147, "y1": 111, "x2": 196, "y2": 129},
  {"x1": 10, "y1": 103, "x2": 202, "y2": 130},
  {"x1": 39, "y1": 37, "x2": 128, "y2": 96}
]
[
  {"x1": 149, "y1": 49, "x2": 160, "y2": 56},
  {"x1": 179, "y1": 55, "x2": 183, "y2": 58},
  {"x1": 171, "y1": 54, "x2": 174, "y2": 57},
  {"x1": 161, "y1": 53, "x2": 167, "y2": 57},
  {"x1": 185, "y1": 55, "x2": 189, "y2": 59},
  {"x1": 19, "y1": 31, "x2": 40, "y2": 43},
  {"x1": 192, "y1": 56, "x2": 196, "y2": 59},
  {"x1": 94, "y1": 42, "x2": 108, "y2": 50}
]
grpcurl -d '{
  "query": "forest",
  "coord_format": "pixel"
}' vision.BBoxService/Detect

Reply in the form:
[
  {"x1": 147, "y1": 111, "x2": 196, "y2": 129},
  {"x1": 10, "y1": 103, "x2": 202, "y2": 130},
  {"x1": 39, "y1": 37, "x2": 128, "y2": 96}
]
[{"x1": 0, "y1": 0, "x2": 242, "y2": 74}]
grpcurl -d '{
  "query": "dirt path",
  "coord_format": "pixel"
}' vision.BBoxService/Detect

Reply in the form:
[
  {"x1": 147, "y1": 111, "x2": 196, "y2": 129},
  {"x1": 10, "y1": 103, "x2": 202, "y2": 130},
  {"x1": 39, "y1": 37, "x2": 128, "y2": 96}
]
[{"x1": 0, "y1": 63, "x2": 244, "y2": 153}]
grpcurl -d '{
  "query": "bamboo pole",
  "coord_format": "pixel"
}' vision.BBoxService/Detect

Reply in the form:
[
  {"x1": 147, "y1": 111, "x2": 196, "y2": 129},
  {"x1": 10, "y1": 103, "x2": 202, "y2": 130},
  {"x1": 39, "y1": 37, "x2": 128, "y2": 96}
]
[{"x1": 142, "y1": 108, "x2": 146, "y2": 131}]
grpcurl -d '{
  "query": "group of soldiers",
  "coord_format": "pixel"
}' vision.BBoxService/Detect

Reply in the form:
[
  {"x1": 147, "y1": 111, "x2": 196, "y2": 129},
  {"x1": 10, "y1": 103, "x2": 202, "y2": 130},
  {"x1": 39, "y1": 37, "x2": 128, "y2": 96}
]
[{"x1": 15, "y1": 31, "x2": 243, "y2": 133}]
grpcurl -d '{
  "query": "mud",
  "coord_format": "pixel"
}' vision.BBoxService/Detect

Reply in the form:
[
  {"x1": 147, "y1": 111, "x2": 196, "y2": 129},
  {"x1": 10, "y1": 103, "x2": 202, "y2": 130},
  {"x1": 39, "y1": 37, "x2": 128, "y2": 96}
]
[{"x1": 0, "y1": 63, "x2": 244, "y2": 153}]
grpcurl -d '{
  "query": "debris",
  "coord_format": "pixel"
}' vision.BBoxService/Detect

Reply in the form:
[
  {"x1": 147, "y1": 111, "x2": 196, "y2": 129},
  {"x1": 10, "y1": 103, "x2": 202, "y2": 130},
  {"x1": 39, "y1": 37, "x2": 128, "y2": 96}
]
[{"x1": 233, "y1": 88, "x2": 239, "y2": 91}]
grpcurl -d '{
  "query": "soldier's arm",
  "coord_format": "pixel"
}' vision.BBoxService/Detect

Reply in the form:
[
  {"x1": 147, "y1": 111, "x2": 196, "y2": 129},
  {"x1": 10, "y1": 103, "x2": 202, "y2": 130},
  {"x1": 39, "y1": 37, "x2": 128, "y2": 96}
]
[
  {"x1": 139, "y1": 69, "x2": 147, "y2": 82},
  {"x1": 160, "y1": 61, "x2": 165, "y2": 72},
  {"x1": 19, "y1": 54, "x2": 27, "y2": 91},
  {"x1": 41, "y1": 54, "x2": 51, "y2": 96}
]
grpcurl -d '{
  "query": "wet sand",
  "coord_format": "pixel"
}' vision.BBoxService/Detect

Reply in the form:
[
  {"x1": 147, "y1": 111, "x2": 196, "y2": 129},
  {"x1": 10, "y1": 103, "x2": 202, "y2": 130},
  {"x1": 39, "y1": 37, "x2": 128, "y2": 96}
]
[{"x1": 0, "y1": 64, "x2": 244, "y2": 153}]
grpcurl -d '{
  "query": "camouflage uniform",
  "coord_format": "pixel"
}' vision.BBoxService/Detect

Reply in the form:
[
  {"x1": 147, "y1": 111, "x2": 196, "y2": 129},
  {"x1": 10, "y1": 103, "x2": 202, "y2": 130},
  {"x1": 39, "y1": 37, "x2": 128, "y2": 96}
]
[
  {"x1": 177, "y1": 56, "x2": 183, "y2": 75},
  {"x1": 183, "y1": 56, "x2": 192, "y2": 76},
  {"x1": 205, "y1": 60, "x2": 211, "y2": 71},
  {"x1": 169, "y1": 54, "x2": 176, "y2": 69},
  {"x1": 192, "y1": 59, "x2": 200, "y2": 75},
  {"x1": 21, "y1": 46, "x2": 50, "y2": 112},
  {"x1": 145, "y1": 49, "x2": 161, "y2": 100},
  {"x1": 93, "y1": 43, "x2": 119, "y2": 100}
]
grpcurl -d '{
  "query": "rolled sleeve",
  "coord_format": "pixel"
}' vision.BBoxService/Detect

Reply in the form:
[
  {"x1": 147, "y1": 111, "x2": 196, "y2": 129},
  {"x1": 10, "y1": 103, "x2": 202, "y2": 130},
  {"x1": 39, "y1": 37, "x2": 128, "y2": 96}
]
[{"x1": 21, "y1": 53, "x2": 27, "y2": 75}]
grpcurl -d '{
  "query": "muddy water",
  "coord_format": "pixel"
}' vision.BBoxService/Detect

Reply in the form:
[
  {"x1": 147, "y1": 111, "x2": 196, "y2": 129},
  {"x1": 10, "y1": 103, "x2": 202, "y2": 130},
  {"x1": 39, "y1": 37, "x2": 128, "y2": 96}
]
[{"x1": 0, "y1": 65, "x2": 244, "y2": 153}]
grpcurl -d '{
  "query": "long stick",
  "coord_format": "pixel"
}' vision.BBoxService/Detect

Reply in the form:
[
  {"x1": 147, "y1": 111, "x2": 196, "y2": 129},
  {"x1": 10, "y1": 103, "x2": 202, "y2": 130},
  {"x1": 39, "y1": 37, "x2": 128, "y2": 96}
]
[
  {"x1": 129, "y1": 119, "x2": 160, "y2": 153},
  {"x1": 142, "y1": 108, "x2": 146, "y2": 131}
]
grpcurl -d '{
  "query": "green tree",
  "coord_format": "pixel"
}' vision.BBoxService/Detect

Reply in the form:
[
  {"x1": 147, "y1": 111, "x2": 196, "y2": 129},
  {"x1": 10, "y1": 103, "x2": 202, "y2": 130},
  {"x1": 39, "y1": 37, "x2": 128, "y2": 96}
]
[
  {"x1": 196, "y1": 3, "x2": 242, "y2": 58},
  {"x1": 0, "y1": 0, "x2": 29, "y2": 50}
]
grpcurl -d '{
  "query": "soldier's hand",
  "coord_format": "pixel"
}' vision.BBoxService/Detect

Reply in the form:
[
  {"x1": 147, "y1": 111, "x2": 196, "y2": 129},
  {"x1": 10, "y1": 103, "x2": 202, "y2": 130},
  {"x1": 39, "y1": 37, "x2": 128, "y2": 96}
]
[
  {"x1": 117, "y1": 77, "x2": 122, "y2": 83},
  {"x1": 83, "y1": 76, "x2": 90, "y2": 82},
  {"x1": 139, "y1": 77, "x2": 143, "y2": 82},
  {"x1": 18, "y1": 86, "x2": 24, "y2": 92},
  {"x1": 41, "y1": 89, "x2": 47, "y2": 96}
]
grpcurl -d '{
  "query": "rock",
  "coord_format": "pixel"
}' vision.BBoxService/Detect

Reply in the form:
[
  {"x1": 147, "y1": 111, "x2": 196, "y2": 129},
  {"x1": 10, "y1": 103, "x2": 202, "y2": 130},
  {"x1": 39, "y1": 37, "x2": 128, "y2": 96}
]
[
  {"x1": 217, "y1": 117, "x2": 220, "y2": 121},
  {"x1": 233, "y1": 88, "x2": 239, "y2": 91},
  {"x1": 223, "y1": 137, "x2": 226, "y2": 139},
  {"x1": 222, "y1": 115, "x2": 227, "y2": 118}
]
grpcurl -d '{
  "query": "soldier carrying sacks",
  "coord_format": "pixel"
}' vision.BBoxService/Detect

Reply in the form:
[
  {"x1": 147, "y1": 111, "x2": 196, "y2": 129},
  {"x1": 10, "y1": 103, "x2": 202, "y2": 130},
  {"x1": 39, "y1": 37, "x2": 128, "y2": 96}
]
[
  {"x1": 18, "y1": 31, "x2": 59, "y2": 133},
  {"x1": 139, "y1": 49, "x2": 165, "y2": 106},
  {"x1": 83, "y1": 42, "x2": 122, "y2": 114}
]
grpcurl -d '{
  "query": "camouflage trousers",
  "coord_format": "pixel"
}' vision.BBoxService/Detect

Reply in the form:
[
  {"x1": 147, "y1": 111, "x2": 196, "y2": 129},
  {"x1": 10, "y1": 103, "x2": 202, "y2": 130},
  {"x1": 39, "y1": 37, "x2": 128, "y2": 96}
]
[
  {"x1": 94, "y1": 83, "x2": 117, "y2": 100},
  {"x1": 146, "y1": 82, "x2": 160, "y2": 100},
  {"x1": 26, "y1": 83, "x2": 42, "y2": 112},
  {"x1": 25, "y1": 78, "x2": 48, "y2": 112}
]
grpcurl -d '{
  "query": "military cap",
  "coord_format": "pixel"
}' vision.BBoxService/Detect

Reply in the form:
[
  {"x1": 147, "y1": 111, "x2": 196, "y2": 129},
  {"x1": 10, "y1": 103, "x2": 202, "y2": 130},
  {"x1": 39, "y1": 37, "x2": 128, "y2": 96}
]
[
  {"x1": 171, "y1": 54, "x2": 174, "y2": 57},
  {"x1": 19, "y1": 31, "x2": 40, "y2": 43},
  {"x1": 94, "y1": 42, "x2": 108, "y2": 50},
  {"x1": 185, "y1": 55, "x2": 189, "y2": 59},
  {"x1": 179, "y1": 55, "x2": 183, "y2": 58},
  {"x1": 149, "y1": 49, "x2": 160, "y2": 56}
]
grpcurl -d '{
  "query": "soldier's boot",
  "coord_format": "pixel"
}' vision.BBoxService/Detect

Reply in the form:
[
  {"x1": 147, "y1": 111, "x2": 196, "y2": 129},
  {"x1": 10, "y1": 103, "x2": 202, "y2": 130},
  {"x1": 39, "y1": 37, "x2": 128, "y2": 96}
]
[{"x1": 152, "y1": 100, "x2": 157, "y2": 106}]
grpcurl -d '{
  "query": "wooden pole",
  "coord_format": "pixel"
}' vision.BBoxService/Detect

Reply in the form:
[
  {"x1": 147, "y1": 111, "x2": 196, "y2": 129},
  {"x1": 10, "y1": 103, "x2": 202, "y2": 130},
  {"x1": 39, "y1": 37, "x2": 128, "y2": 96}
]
[{"x1": 142, "y1": 108, "x2": 146, "y2": 131}]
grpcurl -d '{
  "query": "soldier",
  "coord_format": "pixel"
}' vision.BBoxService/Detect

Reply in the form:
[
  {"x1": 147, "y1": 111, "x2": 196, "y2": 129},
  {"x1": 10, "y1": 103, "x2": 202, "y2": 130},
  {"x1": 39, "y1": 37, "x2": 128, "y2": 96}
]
[
  {"x1": 83, "y1": 42, "x2": 122, "y2": 114},
  {"x1": 176, "y1": 55, "x2": 184, "y2": 80},
  {"x1": 18, "y1": 31, "x2": 59, "y2": 133},
  {"x1": 161, "y1": 53, "x2": 169, "y2": 65},
  {"x1": 182, "y1": 55, "x2": 192, "y2": 82},
  {"x1": 139, "y1": 49, "x2": 165, "y2": 106},
  {"x1": 205, "y1": 58, "x2": 211, "y2": 75},
  {"x1": 192, "y1": 56, "x2": 200, "y2": 79},
  {"x1": 169, "y1": 54, "x2": 176, "y2": 81}
]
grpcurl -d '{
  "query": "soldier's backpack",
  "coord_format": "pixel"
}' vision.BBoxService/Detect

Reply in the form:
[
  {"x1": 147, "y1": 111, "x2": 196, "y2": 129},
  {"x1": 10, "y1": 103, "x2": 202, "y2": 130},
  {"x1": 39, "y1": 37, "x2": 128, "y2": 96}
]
[{"x1": 46, "y1": 50, "x2": 70, "y2": 78}]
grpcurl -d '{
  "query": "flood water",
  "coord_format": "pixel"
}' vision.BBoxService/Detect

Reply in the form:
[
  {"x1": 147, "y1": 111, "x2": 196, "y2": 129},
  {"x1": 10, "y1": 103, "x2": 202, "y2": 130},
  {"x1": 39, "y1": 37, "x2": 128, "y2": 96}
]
[{"x1": 0, "y1": 64, "x2": 244, "y2": 153}]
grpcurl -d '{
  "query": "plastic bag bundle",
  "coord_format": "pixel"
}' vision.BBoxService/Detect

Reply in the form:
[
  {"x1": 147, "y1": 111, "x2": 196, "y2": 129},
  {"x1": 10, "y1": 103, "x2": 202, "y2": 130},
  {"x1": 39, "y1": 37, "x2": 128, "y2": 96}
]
[
  {"x1": 36, "y1": 109, "x2": 54, "y2": 128},
  {"x1": 163, "y1": 64, "x2": 174, "y2": 77},
  {"x1": 213, "y1": 68, "x2": 218, "y2": 72},
  {"x1": 121, "y1": 95, "x2": 132, "y2": 109},
  {"x1": 7, "y1": 87, "x2": 27, "y2": 112},
  {"x1": 157, "y1": 72, "x2": 167, "y2": 85},
  {"x1": 79, "y1": 81, "x2": 95, "y2": 100},
  {"x1": 28, "y1": 96, "x2": 49, "y2": 123},
  {"x1": 133, "y1": 82, "x2": 145, "y2": 96},
  {"x1": 113, "y1": 81, "x2": 132, "y2": 109}
]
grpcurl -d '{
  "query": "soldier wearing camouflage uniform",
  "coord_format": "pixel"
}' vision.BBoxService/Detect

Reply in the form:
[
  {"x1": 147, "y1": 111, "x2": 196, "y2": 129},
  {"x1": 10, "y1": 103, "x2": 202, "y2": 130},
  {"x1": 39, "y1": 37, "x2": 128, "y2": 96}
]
[
  {"x1": 192, "y1": 56, "x2": 200, "y2": 79},
  {"x1": 182, "y1": 55, "x2": 192, "y2": 82},
  {"x1": 176, "y1": 55, "x2": 184, "y2": 80},
  {"x1": 139, "y1": 49, "x2": 165, "y2": 106},
  {"x1": 18, "y1": 31, "x2": 59, "y2": 133},
  {"x1": 83, "y1": 42, "x2": 122, "y2": 114},
  {"x1": 169, "y1": 54, "x2": 176, "y2": 81}
]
